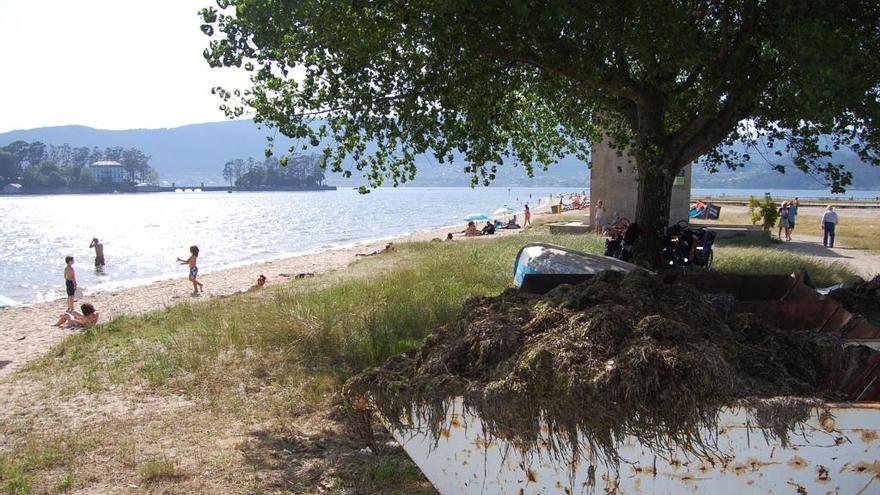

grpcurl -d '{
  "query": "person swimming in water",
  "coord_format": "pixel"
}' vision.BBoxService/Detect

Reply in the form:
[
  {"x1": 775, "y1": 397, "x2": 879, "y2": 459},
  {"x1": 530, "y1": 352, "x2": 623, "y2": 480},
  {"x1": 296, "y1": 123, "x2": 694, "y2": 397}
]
[{"x1": 177, "y1": 245, "x2": 204, "y2": 295}]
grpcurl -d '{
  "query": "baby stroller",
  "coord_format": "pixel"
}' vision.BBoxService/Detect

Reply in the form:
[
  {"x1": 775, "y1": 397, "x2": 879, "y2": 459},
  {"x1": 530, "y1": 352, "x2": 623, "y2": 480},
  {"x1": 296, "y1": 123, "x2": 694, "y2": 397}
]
[{"x1": 604, "y1": 218, "x2": 640, "y2": 262}]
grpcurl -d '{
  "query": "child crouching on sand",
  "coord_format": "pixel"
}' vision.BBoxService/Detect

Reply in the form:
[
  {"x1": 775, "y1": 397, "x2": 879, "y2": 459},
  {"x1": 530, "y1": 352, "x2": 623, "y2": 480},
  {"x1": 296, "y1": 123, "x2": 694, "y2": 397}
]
[
  {"x1": 178, "y1": 245, "x2": 204, "y2": 295},
  {"x1": 54, "y1": 303, "x2": 99, "y2": 328}
]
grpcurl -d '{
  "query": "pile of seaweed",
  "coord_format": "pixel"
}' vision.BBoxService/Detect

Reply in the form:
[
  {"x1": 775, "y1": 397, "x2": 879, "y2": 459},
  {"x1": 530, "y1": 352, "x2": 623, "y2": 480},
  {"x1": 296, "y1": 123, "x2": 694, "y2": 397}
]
[
  {"x1": 346, "y1": 271, "x2": 869, "y2": 465},
  {"x1": 830, "y1": 275, "x2": 880, "y2": 326}
]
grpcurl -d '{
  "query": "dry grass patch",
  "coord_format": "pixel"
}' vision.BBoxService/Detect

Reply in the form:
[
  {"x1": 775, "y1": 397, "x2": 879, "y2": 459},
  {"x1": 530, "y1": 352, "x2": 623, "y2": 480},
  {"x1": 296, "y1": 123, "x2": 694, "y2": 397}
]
[{"x1": 697, "y1": 208, "x2": 880, "y2": 253}]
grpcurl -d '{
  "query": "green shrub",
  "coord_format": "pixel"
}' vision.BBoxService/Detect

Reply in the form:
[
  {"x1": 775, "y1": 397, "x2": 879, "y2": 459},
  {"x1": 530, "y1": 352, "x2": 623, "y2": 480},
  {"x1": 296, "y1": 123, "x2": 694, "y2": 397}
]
[
  {"x1": 748, "y1": 193, "x2": 780, "y2": 230},
  {"x1": 0, "y1": 459, "x2": 31, "y2": 495},
  {"x1": 138, "y1": 457, "x2": 178, "y2": 482}
]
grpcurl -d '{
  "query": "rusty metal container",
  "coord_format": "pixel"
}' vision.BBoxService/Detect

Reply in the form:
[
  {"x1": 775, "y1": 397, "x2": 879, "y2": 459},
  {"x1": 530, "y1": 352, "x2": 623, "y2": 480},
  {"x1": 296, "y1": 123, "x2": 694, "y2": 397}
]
[{"x1": 385, "y1": 251, "x2": 880, "y2": 493}]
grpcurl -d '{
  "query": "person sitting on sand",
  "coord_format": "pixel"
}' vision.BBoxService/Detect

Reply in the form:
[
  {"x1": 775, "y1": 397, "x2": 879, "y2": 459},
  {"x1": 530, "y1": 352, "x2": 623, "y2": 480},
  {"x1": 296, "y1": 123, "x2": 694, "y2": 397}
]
[
  {"x1": 499, "y1": 216, "x2": 521, "y2": 229},
  {"x1": 481, "y1": 221, "x2": 496, "y2": 235},
  {"x1": 464, "y1": 221, "x2": 479, "y2": 237},
  {"x1": 356, "y1": 242, "x2": 397, "y2": 257},
  {"x1": 446, "y1": 232, "x2": 454, "y2": 241},
  {"x1": 247, "y1": 274, "x2": 267, "y2": 292},
  {"x1": 54, "y1": 303, "x2": 99, "y2": 329},
  {"x1": 177, "y1": 245, "x2": 204, "y2": 295}
]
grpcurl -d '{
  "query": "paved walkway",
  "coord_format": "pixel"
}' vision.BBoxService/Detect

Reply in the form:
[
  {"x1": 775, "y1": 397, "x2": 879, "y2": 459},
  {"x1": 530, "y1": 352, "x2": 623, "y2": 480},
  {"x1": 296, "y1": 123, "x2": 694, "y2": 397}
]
[{"x1": 776, "y1": 234, "x2": 880, "y2": 280}]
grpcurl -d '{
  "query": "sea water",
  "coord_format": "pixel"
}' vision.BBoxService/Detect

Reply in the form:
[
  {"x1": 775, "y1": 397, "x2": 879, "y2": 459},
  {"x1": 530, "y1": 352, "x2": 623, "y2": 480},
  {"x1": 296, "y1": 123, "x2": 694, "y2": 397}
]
[{"x1": 0, "y1": 187, "x2": 567, "y2": 305}]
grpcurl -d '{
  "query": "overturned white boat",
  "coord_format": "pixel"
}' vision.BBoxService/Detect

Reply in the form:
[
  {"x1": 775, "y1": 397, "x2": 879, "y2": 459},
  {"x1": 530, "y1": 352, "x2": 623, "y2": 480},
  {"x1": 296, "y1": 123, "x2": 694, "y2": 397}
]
[{"x1": 513, "y1": 243, "x2": 647, "y2": 293}]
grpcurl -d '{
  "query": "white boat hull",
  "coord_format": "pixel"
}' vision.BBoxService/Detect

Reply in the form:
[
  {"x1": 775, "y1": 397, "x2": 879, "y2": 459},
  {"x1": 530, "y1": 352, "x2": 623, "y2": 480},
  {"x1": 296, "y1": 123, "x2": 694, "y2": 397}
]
[{"x1": 390, "y1": 398, "x2": 880, "y2": 495}]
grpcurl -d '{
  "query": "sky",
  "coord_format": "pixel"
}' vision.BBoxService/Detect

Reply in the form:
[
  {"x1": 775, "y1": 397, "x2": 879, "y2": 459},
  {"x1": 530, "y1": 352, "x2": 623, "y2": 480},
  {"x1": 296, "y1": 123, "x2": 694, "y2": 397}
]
[{"x1": 0, "y1": 0, "x2": 252, "y2": 132}]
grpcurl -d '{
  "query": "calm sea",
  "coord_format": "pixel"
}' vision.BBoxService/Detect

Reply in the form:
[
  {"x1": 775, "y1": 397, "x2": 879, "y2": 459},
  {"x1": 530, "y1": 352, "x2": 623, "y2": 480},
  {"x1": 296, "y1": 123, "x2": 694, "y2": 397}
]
[{"x1": 2, "y1": 186, "x2": 877, "y2": 306}]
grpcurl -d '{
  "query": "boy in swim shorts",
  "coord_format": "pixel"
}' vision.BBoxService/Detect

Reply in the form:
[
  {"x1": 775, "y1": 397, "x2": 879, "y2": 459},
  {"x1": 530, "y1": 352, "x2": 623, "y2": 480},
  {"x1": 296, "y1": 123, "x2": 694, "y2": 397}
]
[
  {"x1": 177, "y1": 245, "x2": 204, "y2": 295},
  {"x1": 64, "y1": 256, "x2": 76, "y2": 311}
]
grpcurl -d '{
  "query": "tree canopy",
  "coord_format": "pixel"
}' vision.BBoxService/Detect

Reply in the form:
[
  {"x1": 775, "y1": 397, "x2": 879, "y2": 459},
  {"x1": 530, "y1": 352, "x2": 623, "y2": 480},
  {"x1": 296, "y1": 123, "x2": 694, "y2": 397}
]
[
  {"x1": 201, "y1": 0, "x2": 880, "y2": 251},
  {"x1": 0, "y1": 140, "x2": 158, "y2": 190},
  {"x1": 222, "y1": 154, "x2": 326, "y2": 188}
]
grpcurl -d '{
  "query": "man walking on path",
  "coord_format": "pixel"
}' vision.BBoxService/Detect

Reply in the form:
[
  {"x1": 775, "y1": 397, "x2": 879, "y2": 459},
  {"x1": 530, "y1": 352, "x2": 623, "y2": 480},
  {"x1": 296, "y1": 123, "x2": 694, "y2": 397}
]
[{"x1": 821, "y1": 205, "x2": 839, "y2": 248}]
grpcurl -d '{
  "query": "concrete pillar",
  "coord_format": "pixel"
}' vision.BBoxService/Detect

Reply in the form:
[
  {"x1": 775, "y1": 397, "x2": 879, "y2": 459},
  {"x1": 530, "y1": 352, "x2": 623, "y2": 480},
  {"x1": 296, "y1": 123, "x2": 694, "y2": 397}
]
[{"x1": 589, "y1": 138, "x2": 691, "y2": 227}]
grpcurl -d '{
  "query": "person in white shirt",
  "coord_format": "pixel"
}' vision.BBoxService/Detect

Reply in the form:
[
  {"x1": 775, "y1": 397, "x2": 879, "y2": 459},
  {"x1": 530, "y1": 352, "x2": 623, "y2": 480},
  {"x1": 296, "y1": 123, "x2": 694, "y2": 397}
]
[{"x1": 821, "y1": 205, "x2": 839, "y2": 248}]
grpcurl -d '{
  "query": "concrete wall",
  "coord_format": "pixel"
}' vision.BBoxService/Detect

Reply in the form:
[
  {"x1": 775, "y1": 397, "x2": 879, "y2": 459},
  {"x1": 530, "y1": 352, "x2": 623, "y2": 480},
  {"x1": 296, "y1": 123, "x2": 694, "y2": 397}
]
[{"x1": 589, "y1": 138, "x2": 691, "y2": 227}]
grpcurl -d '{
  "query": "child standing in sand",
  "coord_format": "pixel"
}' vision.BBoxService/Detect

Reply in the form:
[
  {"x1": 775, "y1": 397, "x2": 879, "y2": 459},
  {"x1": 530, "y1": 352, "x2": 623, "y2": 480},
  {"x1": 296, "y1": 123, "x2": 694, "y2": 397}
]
[
  {"x1": 177, "y1": 246, "x2": 204, "y2": 295},
  {"x1": 63, "y1": 256, "x2": 76, "y2": 311}
]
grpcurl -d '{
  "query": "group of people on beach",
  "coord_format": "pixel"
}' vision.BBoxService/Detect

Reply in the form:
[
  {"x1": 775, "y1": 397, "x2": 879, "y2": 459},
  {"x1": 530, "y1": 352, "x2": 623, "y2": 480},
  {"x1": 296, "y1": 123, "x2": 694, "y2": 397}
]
[
  {"x1": 55, "y1": 241, "x2": 205, "y2": 329},
  {"x1": 458, "y1": 203, "x2": 532, "y2": 238}
]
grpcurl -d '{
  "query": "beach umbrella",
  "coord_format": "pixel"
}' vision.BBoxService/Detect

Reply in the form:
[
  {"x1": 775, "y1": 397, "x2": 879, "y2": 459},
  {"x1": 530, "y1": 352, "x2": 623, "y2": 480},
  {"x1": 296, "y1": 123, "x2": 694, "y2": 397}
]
[
  {"x1": 464, "y1": 213, "x2": 490, "y2": 221},
  {"x1": 493, "y1": 207, "x2": 516, "y2": 217}
]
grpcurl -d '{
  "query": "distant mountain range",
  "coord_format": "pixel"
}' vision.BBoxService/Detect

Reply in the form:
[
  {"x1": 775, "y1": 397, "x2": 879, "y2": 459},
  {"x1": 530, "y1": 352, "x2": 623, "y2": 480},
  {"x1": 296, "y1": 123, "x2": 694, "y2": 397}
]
[{"x1": 2, "y1": 120, "x2": 878, "y2": 190}]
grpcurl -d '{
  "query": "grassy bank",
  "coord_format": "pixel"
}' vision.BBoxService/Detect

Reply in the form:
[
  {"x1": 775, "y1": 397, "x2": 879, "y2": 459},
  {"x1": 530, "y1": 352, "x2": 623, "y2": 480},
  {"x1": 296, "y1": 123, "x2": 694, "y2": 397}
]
[{"x1": 0, "y1": 224, "x2": 857, "y2": 494}]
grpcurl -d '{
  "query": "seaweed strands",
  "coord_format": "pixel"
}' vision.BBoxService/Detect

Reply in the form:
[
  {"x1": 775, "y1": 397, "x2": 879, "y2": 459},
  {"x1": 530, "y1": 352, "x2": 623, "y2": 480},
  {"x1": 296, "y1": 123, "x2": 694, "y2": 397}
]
[
  {"x1": 346, "y1": 271, "x2": 863, "y2": 467},
  {"x1": 830, "y1": 275, "x2": 880, "y2": 325}
]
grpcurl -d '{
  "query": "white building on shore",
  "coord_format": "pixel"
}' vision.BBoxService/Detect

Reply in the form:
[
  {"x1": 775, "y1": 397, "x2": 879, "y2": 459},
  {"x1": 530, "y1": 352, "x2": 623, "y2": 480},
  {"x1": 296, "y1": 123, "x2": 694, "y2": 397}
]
[{"x1": 90, "y1": 160, "x2": 126, "y2": 183}]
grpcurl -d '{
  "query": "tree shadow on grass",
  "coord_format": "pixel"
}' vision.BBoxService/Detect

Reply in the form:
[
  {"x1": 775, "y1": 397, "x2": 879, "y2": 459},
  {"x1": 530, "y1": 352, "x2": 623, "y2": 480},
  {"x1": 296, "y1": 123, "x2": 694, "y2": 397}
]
[
  {"x1": 239, "y1": 408, "x2": 437, "y2": 495},
  {"x1": 783, "y1": 239, "x2": 853, "y2": 259}
]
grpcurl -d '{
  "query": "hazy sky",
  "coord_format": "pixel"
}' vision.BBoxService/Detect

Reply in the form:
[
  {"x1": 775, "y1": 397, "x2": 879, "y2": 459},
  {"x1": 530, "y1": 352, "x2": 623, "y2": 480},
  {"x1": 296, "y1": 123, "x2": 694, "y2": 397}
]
[{"x1": 0, "y1": 0, "x2": 251, "y2": 132}]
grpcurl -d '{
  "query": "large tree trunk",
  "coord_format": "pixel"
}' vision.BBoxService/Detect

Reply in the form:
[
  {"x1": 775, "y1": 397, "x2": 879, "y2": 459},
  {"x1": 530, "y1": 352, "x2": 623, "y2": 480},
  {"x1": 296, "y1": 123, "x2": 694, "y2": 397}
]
[{"x1": 633, "y1": 162, "x2": 677, "y2": 267}]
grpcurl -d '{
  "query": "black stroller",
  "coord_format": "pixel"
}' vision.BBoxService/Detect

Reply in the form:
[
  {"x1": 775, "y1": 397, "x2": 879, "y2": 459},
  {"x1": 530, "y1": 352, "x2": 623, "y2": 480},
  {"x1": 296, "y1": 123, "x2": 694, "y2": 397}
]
[{"x1": 604, "y1": 219, "x2": 640, "y2": 262}]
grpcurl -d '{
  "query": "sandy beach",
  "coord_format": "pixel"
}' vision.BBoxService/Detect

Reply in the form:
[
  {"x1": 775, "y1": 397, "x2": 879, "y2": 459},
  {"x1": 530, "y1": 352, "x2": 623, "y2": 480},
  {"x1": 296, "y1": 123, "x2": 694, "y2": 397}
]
[{"x1": 0, "y1": 222, "x2": 524, "y2": 380}]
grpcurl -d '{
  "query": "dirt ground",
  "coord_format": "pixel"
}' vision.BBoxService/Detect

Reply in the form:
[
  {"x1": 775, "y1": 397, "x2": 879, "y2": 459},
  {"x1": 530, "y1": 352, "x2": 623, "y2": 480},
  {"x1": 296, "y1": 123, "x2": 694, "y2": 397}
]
[{"x1": 713, "y1": 205, "x2": 880, "y2": 279}]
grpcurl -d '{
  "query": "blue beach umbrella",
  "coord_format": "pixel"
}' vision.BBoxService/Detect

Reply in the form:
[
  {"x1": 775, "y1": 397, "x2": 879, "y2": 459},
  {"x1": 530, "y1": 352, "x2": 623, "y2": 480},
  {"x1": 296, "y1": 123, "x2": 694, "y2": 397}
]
[{"x1": 464, "y1": 213, "x2": 490, "y2": 222}]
